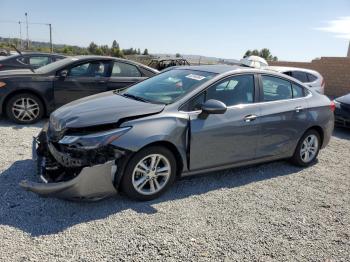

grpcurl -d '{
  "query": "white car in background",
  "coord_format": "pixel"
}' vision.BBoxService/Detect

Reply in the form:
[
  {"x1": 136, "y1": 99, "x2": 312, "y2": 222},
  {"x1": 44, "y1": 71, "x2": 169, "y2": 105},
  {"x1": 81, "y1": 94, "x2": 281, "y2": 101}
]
[{"x1": 267, "y1": 66, "x2": 325, "y2": 94}]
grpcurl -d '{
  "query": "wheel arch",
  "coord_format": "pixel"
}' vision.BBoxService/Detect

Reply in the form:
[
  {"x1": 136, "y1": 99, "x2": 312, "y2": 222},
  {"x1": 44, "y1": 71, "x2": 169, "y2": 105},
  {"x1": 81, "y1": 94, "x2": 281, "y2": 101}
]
[
  {"x1": 2, "y1": 89, "x2": 48, "y2": 117},
  {"x1": 114, "y1": 140, "x2": 185, "y2": 190},
  {"x1": 305, "y1": 125, "x2": 324, "y2": 147},
  {"x1": 140, "y1": 141, "x2": 185, "y2": 178}
]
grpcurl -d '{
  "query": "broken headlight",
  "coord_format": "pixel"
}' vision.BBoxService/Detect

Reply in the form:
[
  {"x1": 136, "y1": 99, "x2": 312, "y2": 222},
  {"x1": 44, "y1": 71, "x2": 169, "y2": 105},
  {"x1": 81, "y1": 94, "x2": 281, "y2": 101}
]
[{"x1": 58, "y1": 127, "x2": 131, "y2": 149}]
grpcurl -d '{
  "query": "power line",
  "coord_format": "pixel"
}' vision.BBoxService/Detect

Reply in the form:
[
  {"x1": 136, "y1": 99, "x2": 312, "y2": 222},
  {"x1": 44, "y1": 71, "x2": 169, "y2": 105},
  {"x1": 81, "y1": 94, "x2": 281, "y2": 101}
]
[{"x1": 0, "y1": 16, "x2": 53, "y2": 53}]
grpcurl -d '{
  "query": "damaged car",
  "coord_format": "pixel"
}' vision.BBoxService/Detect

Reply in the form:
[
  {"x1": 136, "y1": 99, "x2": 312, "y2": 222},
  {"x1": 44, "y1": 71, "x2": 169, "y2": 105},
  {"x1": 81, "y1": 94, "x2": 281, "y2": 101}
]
[{"x1": 20, "y1": 65, "x2": 334, "y2": 201}]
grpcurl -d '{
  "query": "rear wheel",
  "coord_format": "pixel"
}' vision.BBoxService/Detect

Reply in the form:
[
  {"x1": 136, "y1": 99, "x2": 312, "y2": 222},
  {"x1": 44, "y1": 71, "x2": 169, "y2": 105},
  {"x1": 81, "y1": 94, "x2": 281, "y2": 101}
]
[
  {"x1": 291, "y1": 129, "x2": 321, "y2": 166},
  {"x1": 6, "y1": 93, "x2": 44, "y2": 124},
  {"x1": 121, "y1": 146, "x2": 177, "y2": 201}
]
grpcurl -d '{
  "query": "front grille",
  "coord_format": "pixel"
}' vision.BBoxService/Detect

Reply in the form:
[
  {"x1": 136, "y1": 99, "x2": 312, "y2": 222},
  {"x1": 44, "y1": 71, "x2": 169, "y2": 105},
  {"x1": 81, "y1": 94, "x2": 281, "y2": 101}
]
[{"x1": 48, "y1": 143, "x2": 84, "y2": 167}]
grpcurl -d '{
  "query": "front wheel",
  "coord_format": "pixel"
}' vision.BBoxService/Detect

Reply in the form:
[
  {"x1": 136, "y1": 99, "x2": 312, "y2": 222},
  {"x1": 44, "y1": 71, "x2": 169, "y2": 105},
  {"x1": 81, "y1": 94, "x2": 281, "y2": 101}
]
[
  {"x1": 291, "y1": 129, "x2": 321, "y2": 167},
  {"x1": 121, "y1": 146, "x2": 177, "y2": 201},
  {"x1": 6, "y1": 93, "x2": 44, "y2": 124}
]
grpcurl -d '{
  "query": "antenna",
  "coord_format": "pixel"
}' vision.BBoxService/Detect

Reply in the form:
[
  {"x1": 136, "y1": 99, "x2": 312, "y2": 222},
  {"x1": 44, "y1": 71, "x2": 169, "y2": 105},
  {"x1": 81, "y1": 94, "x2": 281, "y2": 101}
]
[{"x1": 25, "y1": 12, "x2": 29, "y2": 49}]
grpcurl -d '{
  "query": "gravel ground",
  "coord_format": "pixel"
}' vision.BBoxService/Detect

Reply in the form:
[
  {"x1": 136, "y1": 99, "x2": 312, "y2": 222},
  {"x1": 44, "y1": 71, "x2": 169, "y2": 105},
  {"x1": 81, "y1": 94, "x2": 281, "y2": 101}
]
[{"x1": 0, "y1": 117, "x2": 349, "y2": 262}]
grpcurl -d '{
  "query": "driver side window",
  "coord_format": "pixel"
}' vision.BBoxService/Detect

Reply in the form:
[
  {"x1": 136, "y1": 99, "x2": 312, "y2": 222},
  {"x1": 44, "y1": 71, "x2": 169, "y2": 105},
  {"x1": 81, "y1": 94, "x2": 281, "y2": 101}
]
[
  {"x1": 68, "y1": 61, "x2": 109, "y2": 77},
  {"x1": 183, "y1": 74, "x2": 255, "y2": 111}
]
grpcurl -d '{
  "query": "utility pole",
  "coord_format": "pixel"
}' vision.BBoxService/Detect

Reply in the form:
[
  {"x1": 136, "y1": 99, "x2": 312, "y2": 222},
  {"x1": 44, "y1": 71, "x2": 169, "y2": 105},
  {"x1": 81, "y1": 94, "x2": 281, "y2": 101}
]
[
  {"x1": 347, "y1": 41, "x2": 350, "y2": 58},
  {"x1": 49, "y1": 23, "x2": 53, "y2": 53},
  {"x1": 25, "y1": 12, "x2": 29, "y2": 49},
  {"x1": 18, "y1": 21, "x2": 22, "y2": 50}
]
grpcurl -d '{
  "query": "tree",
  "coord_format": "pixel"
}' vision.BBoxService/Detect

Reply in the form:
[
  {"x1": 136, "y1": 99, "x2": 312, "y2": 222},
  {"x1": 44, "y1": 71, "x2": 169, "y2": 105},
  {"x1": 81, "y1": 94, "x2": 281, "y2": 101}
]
[
  {"x1": 88, "y1": 42, "x2": 98, "y2": 54},
  {"x1": 112, "y1": 40, "x2": 119, "y2": 49},
  {"x1": 100, "y1": 45, "x2": 110, "y2": 56},
  {"x1": 175, "y1": 53, "x2": 181, "y2": 57},
  {"x1": 137, "y1": 48, "x2": 141, "y2": 55},
  {"x1": 143, "y1": 48, "x2": 149, "y2": 55},
  {"x1": 243, "y1": 48, "x2": 278, "y2": 61}
]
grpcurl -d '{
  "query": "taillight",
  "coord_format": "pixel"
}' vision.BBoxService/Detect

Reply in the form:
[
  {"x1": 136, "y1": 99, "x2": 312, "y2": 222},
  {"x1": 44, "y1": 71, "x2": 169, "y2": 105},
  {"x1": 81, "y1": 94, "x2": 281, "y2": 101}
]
[{"x1": 330, "y1": 101, "x2": 335, "y2": 112}]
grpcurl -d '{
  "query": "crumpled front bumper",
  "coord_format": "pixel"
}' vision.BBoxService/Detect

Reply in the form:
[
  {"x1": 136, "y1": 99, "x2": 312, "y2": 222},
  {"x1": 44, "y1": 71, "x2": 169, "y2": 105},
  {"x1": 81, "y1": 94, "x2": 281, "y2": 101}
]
[{"x1": 19, "y1": 136, "x2": 118, "y2": 201}]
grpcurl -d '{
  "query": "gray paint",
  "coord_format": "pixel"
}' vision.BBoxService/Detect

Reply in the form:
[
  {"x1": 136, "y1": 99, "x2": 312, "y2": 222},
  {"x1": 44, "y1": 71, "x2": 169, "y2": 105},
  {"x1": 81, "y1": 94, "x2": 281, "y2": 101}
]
[
  {"x1": 20, "y1": 160, "x2": 117, "y2": 200},
  {"x1": 22, "y1": 65, "x2": 334, "y2": 200}
]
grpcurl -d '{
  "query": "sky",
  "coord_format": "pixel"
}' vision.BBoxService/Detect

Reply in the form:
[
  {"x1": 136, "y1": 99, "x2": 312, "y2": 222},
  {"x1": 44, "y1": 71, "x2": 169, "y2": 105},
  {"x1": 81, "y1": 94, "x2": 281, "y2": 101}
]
[{"x1": 0, "y1": 0, "x2": 349, "y2": 61}]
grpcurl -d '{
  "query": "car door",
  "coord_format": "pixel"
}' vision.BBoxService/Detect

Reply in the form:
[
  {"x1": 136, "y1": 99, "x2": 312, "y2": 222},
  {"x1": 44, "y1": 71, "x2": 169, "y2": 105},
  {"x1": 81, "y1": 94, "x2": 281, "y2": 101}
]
[
  {"x1": 53, "y1": 60, "x2": 110, "y2": 107},
  {"x1": 186, "y1": 74, "x2": 261, "y2": 171},
  {"x1": 107, "y1": 61, "x2": 147, "y2": 91},
  {"x1": 256, "y1": 74, "x2": 309, "y2": 158}
]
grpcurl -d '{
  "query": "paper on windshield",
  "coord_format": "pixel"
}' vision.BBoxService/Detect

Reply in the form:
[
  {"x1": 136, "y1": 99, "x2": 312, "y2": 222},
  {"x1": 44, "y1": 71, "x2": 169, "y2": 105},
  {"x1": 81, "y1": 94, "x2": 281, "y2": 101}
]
[{"x1": 185, "y1": 74, "x2": 206, "y2": 81}]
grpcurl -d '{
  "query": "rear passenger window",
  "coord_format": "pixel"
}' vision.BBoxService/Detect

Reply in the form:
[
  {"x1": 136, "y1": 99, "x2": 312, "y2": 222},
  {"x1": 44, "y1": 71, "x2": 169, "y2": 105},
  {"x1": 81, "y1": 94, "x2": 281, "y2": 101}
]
[
  {"x1": 292, "y1": 84, "x2": 304, "y2": 98},
  {"x1": 307, "y1": 73, "x2": 317, "y2": 82},
  {"x1": 261, "y1": 75, "x2": 292, "y2": 101},
  {"x1": 291, "y1": 71, "x2": 308, "y2": 83},
  {"x1": 29, "y1": 56, "x2": 50, "y2": 67},
  {"x1": 111, "y1": 62, "x2": 141, "y2": 77}
]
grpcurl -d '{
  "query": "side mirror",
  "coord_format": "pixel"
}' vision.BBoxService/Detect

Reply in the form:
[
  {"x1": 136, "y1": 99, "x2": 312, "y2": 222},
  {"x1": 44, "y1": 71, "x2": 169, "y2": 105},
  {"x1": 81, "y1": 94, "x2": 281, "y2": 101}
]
[
  {"x1": 201, "y1": 99, "x2": 227, "y2": 114},
  {"x1": 58, "y1": 70, "x2": 68, "y2": 78}
]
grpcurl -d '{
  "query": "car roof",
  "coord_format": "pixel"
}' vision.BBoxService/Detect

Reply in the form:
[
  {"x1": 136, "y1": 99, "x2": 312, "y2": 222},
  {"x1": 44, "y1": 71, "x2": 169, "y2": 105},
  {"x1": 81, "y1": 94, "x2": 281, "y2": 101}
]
[
  {"x1": 72, "y1": 55, "x2": 143, "y2": 62},
  {"x1": 267, "y1": 66, "x2": 320, "y2": 75},
  {"x1": 174, "y1": 64, "x2": 269, "y2": 74},
  {"x1": 6, "y1": 52, "x2": 66, "y2": 59},
  {"x1": 169, "y1": 64, "x2": 309, "y2": 86}
]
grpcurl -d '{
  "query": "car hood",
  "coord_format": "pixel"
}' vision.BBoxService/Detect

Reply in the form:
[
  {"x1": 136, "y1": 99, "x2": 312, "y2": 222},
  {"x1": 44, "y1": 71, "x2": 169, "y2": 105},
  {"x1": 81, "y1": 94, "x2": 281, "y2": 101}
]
[
  {"x1": 50, "y1": 91, "x2": 165, "y2": 129},
  {"x1": 0, "y1": 69, "x2": 35, "y2": 77},
  {"x1": 336, "y1": 93, "x2": 350, "y2": 105}
]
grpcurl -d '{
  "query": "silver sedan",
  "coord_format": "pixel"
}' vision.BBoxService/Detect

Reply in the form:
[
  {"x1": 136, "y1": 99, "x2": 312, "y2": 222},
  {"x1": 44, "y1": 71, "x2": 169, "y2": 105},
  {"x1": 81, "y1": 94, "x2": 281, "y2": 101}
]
[{"x1": 21, "y1": 65, "x2": 334, "y2": 201}]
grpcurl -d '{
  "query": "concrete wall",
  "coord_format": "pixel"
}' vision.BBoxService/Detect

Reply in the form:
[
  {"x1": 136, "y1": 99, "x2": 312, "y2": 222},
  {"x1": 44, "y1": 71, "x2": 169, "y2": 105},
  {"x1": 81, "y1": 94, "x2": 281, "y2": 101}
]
[{"x1": 269, "y1": 57, "x2": 350, "y2": 97}]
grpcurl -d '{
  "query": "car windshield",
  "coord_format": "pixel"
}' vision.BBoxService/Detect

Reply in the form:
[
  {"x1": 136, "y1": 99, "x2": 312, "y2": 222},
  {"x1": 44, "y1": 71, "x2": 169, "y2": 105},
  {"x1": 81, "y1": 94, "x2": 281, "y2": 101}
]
[
  {"x1": 122, "y1": 69, "x2": 217, "y2": 104},
  {"x1": 34, "y1": 57, "x2": 78, "y2": 74}
]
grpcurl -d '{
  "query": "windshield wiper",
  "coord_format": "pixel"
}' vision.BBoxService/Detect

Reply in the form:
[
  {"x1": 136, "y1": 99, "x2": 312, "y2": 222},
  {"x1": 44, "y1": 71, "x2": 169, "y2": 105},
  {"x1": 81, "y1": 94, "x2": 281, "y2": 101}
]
[{"x1": 121, "y1": 93, "x2": 150, "y2": 103}]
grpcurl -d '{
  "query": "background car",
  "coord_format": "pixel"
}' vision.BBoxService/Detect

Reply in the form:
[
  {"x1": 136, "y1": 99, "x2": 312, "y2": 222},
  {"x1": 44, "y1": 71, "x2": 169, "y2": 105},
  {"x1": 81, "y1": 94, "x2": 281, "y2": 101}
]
[
  {"x1": 0, "y1": 56, "x2": 158, "y2": 124},
  {"x1": 0, "y1": 52, "x2": 66, "y2": 71},
  {"x1": 148, "y1": 58, "x2": 190, "y2": 71},
  {"x1": 22, "y1": 65, "x2": 334, "y2": 201},
  {"x1": 334, "y1": 93, "x2": 350, "y2": 128},
  {"x1": 267, "y1": 66, "x2": 325, "y2": 94}
]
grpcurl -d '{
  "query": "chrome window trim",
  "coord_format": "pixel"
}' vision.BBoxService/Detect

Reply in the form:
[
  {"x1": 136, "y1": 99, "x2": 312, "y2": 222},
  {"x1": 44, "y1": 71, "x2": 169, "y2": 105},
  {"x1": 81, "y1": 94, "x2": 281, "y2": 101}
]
[{"x1": 179, "y1": 91, "x2": 312, "y2": 114}]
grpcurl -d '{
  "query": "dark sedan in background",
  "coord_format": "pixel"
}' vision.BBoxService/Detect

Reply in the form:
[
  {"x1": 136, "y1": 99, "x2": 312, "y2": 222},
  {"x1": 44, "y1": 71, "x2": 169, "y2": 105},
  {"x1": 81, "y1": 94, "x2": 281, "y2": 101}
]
[
  {"x1": 0, "y1": 56, "x2": 158, "y2": 123},
  {"x1": 0, "y1": 52, "x2": 66, "y2": 71},
  {"x1": 334, "y1": 93, "x2": 350, "y2": 128}
]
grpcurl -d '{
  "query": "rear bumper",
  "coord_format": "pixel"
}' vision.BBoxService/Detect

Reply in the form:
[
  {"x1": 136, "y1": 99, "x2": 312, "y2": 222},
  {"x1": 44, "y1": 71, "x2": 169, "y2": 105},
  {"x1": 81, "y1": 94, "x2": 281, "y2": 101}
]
[{"x1": 20, "y1": 134, "x2": 118, "y2": 201}]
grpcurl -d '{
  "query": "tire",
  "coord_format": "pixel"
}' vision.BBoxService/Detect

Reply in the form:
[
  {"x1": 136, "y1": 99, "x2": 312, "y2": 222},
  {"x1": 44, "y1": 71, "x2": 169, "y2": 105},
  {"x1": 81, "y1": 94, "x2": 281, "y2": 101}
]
[
  {"x1": 5, "y1": 93, "x2": 44, "y2": 124},
  {"x1": 121, "y1": 146, "x2": 177, "y2": 201},
  {"x1": 291, "y1": 129, "x2": 321, "y2": 167}
]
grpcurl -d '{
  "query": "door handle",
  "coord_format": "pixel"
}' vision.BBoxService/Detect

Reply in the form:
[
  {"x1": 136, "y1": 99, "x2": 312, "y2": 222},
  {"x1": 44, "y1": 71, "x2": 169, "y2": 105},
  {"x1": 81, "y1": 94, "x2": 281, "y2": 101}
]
[
  {"x1": 295, "y1": 106, "x2": 303, "y2": 113},
  {"x1": 244, "y1": 114, "x2": 257, "y2": 122}
]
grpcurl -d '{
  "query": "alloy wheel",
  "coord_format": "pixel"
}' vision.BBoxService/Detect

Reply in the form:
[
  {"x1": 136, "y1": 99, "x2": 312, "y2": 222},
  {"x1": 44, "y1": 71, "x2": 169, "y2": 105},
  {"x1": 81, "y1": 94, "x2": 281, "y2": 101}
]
[
  {"x1": 300, "y1": 134, "x2": 319, "y2": 163},
  {"x1": 12, "y1": 97, "x2": 40, "y2": 122},
  {"x1": 132, "y1": 154, "x2": 171, "y2": 196}
]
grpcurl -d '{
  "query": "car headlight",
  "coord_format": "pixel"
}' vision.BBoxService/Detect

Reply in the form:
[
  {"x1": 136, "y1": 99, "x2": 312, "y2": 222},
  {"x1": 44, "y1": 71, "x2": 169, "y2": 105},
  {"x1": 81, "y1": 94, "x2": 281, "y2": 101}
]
[
  {"x1": 50, "y1": 114, "x2": 66, "y2": 132},
  {"x1": 58, "y1": 127, "x2": 131, "y2": 149}
]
